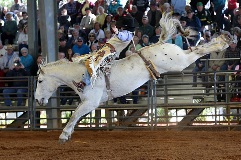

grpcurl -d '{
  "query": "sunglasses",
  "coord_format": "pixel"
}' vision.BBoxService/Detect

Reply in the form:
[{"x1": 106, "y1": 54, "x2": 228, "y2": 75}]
[
  {"x1": 77, "y1": 40, "x2": 83, "y2": 42},
  {"x1": 89, "y1": 35, "x2": 95, "y2": 37}
]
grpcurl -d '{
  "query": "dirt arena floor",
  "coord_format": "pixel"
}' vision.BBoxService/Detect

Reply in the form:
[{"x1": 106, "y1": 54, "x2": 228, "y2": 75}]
[{"x1": 1, "y1": 130, "x2": 241, "y2": 160}]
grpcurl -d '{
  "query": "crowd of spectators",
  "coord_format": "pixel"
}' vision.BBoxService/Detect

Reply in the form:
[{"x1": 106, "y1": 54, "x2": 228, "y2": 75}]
[{"x1": 1, "y1": 0, "x2": 241, "y2": 105}]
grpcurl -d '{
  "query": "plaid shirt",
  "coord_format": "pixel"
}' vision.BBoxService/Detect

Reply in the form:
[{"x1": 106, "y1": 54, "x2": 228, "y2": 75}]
[
  {"x1": 224, "y1": 47, "x2": 241, "y2": 65},
  {"x1": 65, "y1": 2, "x2": 77, "y2": 15}
]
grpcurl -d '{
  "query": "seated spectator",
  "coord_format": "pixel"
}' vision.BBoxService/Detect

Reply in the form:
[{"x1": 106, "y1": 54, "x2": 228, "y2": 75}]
[
  {"x1": 72, "y1": 37, "x2": 90, "y2": 55},
  {"x1": 93, "y1": 0, "x2": 108, "y2": 15},
  {"x1": 31, "y1": 54, "x2": 43, "y2": 76},
  {"x1": 108, "y1": 0, "x2": 122, "y2": 16},
  {"x1": 132, "y1": 0, "x2": 149, "y2": 15},
  {"x1": 130, "y1": 5, "x2": 144, "y2": 27},
  {"x1": 58, "y1": 8, "x2": 71, "y2": 31},
  {"x1": 59, "y1": 36, "x2": 69, "y2": 55},
  {"x1": 166, "y1": 32, "x2": 183, "y2": 49},
  {"x1": 67, "y1": 29, "x2": 80, "y2": 48},
  {"x1": 18, "y1": 11, "x2": 28, "y2": 32},
  {"x1": 72, "y1": 23, "x2": 87, "y2": 42},
  {"x1": 147, "y1": 2, "x2": 162, "y2": 27},
  {"x1": 58, "y1": 52, "x2": 65, "y2": 60},
  {"x1": 141, "y1": 34, "x2": 151, "y2": 47},
  {"x1": 195, "y1": 2, "x2": 212, "y2": 32},
  {"x1": 139, "y1": 16, "x2": 154, "y2": 38},
  {"x1": 3, "y1": 59, "x2": 30, "y2": 106},
  {"x1": 86, "y1": 32, "x2": 98, "y2": 49},
  {"x1": 104, "y1": 29, "x2": 112, "y2": 42},
  {"x1": 102, "y1": 14, "x2": 113, "y2": 32},
  {"x1": 19, "y1": 47, "x2": 33, "y2": 72},
  {"x1": 89, "y1": 22, "x2": 105, "y2": 41},
  {"x1": 10, "y1": 0, "x2": 27, "y2": 12},
  {"x1": 90, "y1": 43, "x2": 98, "y2": 52},
  {"x1": 192, "y1": 30, "x2": 212, "y2": 87},
  {"x1": 0, "y1": 41, "x2": 6, "y2": 57},
  {"x1": 1, "y1": 12, "x2": 18, "y2": 45},
  {"x1": 233, "y1": 27, "x2": 241, "y2": 49},
  {"x1": 0, "y1": 44, "x2": 19, "y2": 73},
  {"x1": 150, "y1": 26, "x2": 161, "y2": 44},
  {"x1": 63, "y1": 0, "x2": 81, "y2": 26},
  {"x1": 95, "y1": 6, "x2": 107, "y2": 27},
  {"x1": 129, "y1": 35, "x2": 142, "y2": 51},
  {"x1": 79, "y1": 7, "x2": 96, "y2": 35},
  {"x1": 219, "y1": 39, "x2": 241, "y2": 81},
  {"x1": 185, "y1": 9, "x2": 201, "y2": 46},
  {"x1": 224, "y1": 0, "x2": 237, "y2": 27},
  {"x1": 66, "y1": 48, "x2": 74, "y2": 61},
  {"x1": 17, "y1": 24, "x2": 28, "y2": 56}
]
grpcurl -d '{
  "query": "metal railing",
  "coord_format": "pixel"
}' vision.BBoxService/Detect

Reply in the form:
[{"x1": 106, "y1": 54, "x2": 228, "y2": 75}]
[{"x1": 0, "y1": 69, "x2": 241, "y2": 131}]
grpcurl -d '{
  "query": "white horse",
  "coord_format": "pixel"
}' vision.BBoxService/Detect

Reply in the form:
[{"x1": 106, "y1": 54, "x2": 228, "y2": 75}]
[{"x1": 35, "y1": 16, "x2": 231, "y2": 143}]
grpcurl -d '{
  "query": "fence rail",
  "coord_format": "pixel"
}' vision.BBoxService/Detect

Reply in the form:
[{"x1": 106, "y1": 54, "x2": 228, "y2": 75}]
[{"x1": 0, "y1": 70, "x2": 241, "y2": 130}]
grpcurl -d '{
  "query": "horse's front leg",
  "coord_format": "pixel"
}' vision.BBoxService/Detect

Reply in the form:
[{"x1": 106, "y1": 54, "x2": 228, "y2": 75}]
[{"x1": 59, "y1": 100, "x2": 99, "y2": 143}]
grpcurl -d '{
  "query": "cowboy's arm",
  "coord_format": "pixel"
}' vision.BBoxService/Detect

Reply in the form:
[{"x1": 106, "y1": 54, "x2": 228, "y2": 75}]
[{"x1": 116, "y1": 30, "x2": 133, "y2": 42}]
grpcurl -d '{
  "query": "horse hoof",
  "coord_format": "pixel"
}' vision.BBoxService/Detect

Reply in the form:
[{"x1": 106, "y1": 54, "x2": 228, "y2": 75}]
[{"x1": 58, "y1": 138, "x2": 68, "y2": 144}]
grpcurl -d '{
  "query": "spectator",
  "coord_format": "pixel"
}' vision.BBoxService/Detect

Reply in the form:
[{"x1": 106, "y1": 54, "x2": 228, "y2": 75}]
[
  {"x1": 58, "y1": 8, "x2": 71, "y2": 31},
  {"x1": 0, "y1": 6, "x2": 8, "y2": 21},
  {"x1": 18, "y1": 11, "x2": 28, "y2": 32},
  {"x1": 1, "y1": 12, "x2": 18, "y2": 45},
  {"x1": 130, "y1": 35, "x2": 142, "y2": 51},
  {"x1": 104, "y1": 29, "x2": 112, "y2": 42},
  {"x1": 130, "y1": 5, "x2": 144, "y2": 27},
  {"x1": 141, "y1": 34, "x2": 151, "y2": 47},
  {"x1": 90, "y1": 43, "x2": 98, "y2": 52},
  {"x1": 166, "y1": 32, "x2": 183, "y2": 49},
  {"x1": 108, "y1": 0, "x2": 122, "y2": 16},
  {"x1": 3, "y1": 59, "x2": 30, "y2": 106},
  {"x1": 0, "y1": 44, "x2": 19, "y2": 72},
  {"x1": 0, "y1": 41, "x2": 6, "y2": 58},
  {"x1": 224, "y1": 0, "x2": 237, "y2": 27},
  {"x1": 79, "y1": 0, "x2": 95, "y2": 18},
  {"x1": 132, "y1": 0, "x2": 149, "y2": 15},
  {"x1": 30, "y1": 54, "x2": 43, "y2": 76},
  {"x1": 58, "y1": 52, "x2": 65, "y2": 60},
  {"x1": 150, "y1": 26, "x2": 161, "y2": 44},
  {"x1": 147, "y1": 2, "x2": 162, "y2": 27},
  {"x1": 86, "y1": 32, "x2": 98, "y2": 49},
  {"x1": 72, "y1": 23, "x2": 87, "y2": 41},
  {"x1": 66, "y1": 48, "x2": 74, "y2": 61},
  {"x1": 67, "y1": 29, "x2": 81, "y2": 48},
  {"x1": 185, "y1": 9, "x2": 202, "y2": 46},
  {"x1": 233, "y1": 27, "x2": 241, "y2": 49},
  {"x1": 89, "y1": 22, "x2": 105, "y2": 41},
  {"x1": 139, "y1": 15, "x2": 154, "y2": 38},
  {"x1": 211, "y1": 0, "x2": 226, "y2": 30},
  {"x1": 102, "y1": 14, "x2": 113, "y2": 31},
  {"x1": 192, "y1": 30, "x2": 212, "y2": 87},
  {"x1": 219, "y1": 39, "x2": 241, "y2": 81},
  {"x1": 17, "y1": 24, "x2": 28, "y2": 56},
  {"x1": 79, "y1": 7, "x2": 96, "y2": 35},
  {"x1": 10, "y1": 0, "x2": 27, "y2": 12},
  {"x1": 93, "y1": 0, "x2": 108, "y2": 15},
  {"x1": 234, "y1": 15, "x2": 241, "y2": 28},
  {"x1": 95, "y1": 6, "x2": 107, "y2": 27},
  {"x1": 59, "y1": 36, "x2": 69, "y2": 55},
  {"x1": 161, "y1": 2, "x2": 172, "y2": 13},
  {"x1": 19, "y1": 47, "x2": 34, "y2": 72},
  {"x1": 63, "y1": 0, "x2": 81, "y2": 26},
  {"x1": 72, "y1": 37, "x2": 90, "y2": 55},
  {"x1": 195, "y1": 2, "x2": 212, "y2": 32}
]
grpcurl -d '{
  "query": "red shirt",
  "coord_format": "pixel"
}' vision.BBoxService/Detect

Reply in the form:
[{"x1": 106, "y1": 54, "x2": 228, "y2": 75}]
[{"x1": 228, "y1": 0, "x2": 237, "y2": 10}]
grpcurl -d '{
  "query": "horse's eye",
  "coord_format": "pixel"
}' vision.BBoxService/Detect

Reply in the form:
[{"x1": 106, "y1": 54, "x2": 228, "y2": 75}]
[{"x1": 38, "y1": 80, "x2": 43, "y2": 83}]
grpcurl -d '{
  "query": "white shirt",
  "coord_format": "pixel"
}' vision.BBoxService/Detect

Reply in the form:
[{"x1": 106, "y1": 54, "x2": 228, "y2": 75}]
[
  {"x1": 17, "y1": 32, "x2": 28, "y2": 44},
  {"x1": 90, "y1": 29, "x2": 105, "y2": 41}
]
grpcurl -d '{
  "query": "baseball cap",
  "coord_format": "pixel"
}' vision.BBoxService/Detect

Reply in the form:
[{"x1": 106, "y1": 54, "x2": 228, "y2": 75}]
[
  {"x1": 196, "y1": 2, "x2": 203, "y2": 7},
  {"x1": 77, "y1": 37, "x2": 84, "y2": 42}
]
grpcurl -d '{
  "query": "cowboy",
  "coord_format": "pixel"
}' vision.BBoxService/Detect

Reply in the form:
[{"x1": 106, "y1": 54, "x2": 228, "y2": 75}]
[{"x1": 73, "y1": 20, "x2": 134, "y2": 91}]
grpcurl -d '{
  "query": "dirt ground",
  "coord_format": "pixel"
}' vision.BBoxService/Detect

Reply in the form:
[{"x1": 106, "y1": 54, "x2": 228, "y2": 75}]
[{"x1": 0, "y1": 130, "x2": 241, "y2": 160}]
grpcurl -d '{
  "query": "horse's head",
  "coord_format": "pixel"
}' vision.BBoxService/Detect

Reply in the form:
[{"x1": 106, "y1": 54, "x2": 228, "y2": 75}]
[{"x1": 35, "y1": 68, "x2": 60, "y2": 106}]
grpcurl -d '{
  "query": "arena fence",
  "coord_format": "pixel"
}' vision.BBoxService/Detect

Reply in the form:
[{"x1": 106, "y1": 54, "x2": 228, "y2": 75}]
[{"x1": 0, "y1": 70, "x2": 241, "y2": 131}]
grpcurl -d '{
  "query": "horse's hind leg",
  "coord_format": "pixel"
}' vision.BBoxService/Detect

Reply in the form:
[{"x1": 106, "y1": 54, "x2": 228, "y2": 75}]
[{"x1": 59, "y1": 100, "x2": 99, "y2": 143}]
